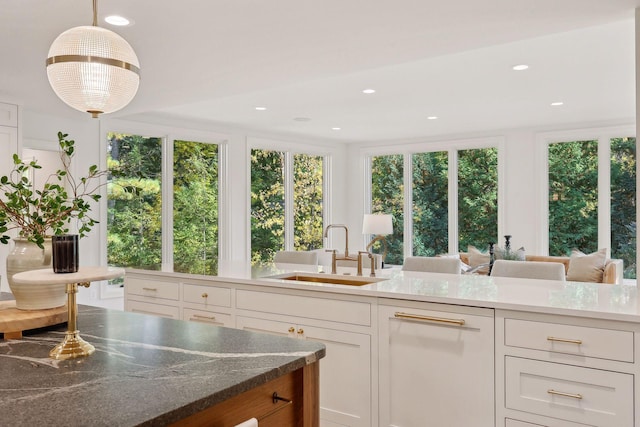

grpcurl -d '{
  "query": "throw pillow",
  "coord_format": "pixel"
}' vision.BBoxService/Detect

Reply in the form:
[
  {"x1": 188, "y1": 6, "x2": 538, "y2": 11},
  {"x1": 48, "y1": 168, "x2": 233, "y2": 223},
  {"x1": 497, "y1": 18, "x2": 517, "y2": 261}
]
[
  {"x1": 438, "y1": 252, "x2": 471, "y2": 272},
  {"x1": 566, "y1": 248, "x2": 607, "y2": 283},
  {"x1": 467, "y1": 245, "x2": 490, "y2": 274},
  {"x1": 494, "y1": 246, "x2": 526, "y2": 261}
]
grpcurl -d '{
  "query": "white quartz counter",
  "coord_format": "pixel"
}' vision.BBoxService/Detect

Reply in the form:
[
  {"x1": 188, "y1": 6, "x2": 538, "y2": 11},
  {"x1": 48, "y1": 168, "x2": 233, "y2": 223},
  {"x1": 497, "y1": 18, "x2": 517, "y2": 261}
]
[{"x1": 128, "y1": 261, "x2": 640, "y2": 323}]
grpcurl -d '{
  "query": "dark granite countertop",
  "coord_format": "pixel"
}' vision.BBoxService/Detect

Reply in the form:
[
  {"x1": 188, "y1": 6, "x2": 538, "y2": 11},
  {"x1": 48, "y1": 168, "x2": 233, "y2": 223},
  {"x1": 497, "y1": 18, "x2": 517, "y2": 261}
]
[{"x1": 0, "y1": 305, "x2": 325, "y2": 426}]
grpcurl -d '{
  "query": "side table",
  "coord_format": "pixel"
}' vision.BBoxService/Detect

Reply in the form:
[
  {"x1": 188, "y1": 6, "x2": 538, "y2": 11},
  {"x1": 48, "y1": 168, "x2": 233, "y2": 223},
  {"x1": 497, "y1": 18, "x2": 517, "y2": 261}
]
[{"x1": 12, "y1": 266, "x2": 125, "y2": 360}]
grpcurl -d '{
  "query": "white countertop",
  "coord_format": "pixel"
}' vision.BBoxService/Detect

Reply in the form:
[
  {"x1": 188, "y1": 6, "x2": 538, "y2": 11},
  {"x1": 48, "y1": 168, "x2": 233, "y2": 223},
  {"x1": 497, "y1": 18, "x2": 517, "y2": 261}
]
[{"x1": 128, "y1": 261, "x2": 640, "y2": 323}]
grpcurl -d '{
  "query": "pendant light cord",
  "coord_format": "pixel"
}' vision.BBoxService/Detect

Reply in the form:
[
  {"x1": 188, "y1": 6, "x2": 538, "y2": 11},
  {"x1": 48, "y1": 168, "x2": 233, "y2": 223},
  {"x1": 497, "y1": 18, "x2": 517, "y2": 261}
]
[{"x1": 92, "y1": 0, "x2": 98, "y2": 26}]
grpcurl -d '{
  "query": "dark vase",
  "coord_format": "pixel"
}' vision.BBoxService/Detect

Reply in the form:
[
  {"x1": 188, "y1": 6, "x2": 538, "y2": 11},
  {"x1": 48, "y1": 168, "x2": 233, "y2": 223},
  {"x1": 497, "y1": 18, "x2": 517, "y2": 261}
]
[{"x1": 52, "y1": 234, "x2": 79, "y2": 273}]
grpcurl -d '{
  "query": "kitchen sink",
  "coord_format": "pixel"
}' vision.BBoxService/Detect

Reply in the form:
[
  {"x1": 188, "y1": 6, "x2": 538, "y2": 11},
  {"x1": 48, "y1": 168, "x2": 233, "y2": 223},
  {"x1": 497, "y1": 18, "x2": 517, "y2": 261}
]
[{"x1": 268, "y1": 272, "x2": 385, "y2": 286}]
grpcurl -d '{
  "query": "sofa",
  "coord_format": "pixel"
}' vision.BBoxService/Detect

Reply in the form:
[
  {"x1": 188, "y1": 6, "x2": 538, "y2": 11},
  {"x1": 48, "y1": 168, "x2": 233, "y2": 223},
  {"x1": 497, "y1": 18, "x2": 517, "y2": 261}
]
[{"x1": 459, "y1": 252, "x2": 624, "y2": 284}]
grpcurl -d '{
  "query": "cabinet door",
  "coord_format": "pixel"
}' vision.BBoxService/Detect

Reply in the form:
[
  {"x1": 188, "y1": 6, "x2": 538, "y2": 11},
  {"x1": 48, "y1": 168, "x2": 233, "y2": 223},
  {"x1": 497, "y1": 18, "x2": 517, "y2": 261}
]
[
  {"x1": 379, "y1": 304, "x2": 494, "y2": 427},
  {"x1": 237, "y1": 316, "x2": 371, "y2": 427}
]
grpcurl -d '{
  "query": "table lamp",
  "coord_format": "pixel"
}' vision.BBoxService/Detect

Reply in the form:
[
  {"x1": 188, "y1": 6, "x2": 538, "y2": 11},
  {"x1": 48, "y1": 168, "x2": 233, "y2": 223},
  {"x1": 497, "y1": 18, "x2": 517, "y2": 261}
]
[{"x1": 362, "y1": 214, "x2": 393, "y2": 262}]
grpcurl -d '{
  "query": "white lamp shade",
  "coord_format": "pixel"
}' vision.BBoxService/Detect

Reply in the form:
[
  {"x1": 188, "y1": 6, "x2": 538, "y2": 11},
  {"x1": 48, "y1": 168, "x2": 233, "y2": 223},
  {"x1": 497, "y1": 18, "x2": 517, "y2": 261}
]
[
  {"x1": 46, "y1": 25, "x2": 140, "y2": 117},
  {"x1": 362, "y1": 214, "x2": 393, "y2": 235}
]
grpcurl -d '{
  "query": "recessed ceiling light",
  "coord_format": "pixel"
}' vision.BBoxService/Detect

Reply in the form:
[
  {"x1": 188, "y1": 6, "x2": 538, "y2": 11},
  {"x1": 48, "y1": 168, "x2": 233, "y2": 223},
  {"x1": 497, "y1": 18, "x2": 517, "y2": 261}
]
[
  {"x1": 255, "y1": 106, "x2": 267, "y2": 111},
  {"x1": 362, "y1": 89, "x2": 376, "y2": 94},
  {"x1": 105, "y1": 15, "x2": 132, "y2": 26},
  {"x1": 427, "y1": 116, "x2": 438, "y2": 120},
  {"x1": 331, "y1": 127, "x2": 341, "y2": 131},
  {"x1": 512, "y1": 64, "x2": 529, "y2": 71},
  {"x1": 550, "y1": 101, "x2": 564, "y2": 106},
  {"x1": 293, "y1": 117, "x2": 311, "y2": 122}
]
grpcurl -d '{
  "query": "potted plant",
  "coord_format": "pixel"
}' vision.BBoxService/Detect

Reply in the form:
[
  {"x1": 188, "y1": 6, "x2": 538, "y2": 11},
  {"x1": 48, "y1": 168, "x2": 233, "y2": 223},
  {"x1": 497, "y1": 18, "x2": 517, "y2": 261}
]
[{"x1": 0, "y1": 131, "x2": 107, "y2": 309}]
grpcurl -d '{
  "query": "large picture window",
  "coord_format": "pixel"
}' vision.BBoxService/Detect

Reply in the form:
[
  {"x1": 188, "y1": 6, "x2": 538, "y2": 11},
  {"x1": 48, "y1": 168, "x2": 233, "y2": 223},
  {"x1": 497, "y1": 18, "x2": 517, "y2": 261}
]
[
  {"x1": 610, "y1": 137, "x2": 636, "y2": 279},
  {"x1": 371, "y1": 154, "x2": 404, "y2": 265},
  {"x1": 173, "y1": 140, "x2": 219, "y2": 275},
  {"x1": 107, "y1": 133, "x2": 163, "y2": 270}
]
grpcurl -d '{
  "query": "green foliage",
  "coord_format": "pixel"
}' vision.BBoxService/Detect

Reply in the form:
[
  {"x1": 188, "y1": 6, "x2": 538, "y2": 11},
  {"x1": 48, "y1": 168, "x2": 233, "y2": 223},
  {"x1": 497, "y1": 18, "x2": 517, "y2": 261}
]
[
  {"x1": 0, "y1": 132, "x2": 106, "y2": 248},
  {"x1": 251, "y1": 149, "x2": 285, "y2": 264},
  {"x1": 412, "y1": 151, "x2": 448, "y2": 256},
  {"x1": 371, "y1": 154, "x2": 404, "y2": 264},
  {"x1": 457, "y1": 148, "x2": 498, "y2": 251},
  {"x1": 548, "y1": 140, "x2": 598, "y2": 256},
  {"x1": 107, "y1": 133, "x2": 163, "y2": 270},
  {"x1": 173, "y1": 140, "x2": 219, "y2": 275},
  {"x1": 293, "y1": 154, "x2": 323, "y2": 251},
  {"x1": 610, "y1": 137, "x2": 636, "y2": 279}
]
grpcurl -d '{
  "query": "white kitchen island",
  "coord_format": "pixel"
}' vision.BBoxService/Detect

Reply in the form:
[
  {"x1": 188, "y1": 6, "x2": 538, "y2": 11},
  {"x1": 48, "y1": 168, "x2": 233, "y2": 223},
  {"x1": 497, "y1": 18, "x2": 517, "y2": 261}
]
[{"x1": 124, "y1": 262, "x2": 640, "y2": 427}]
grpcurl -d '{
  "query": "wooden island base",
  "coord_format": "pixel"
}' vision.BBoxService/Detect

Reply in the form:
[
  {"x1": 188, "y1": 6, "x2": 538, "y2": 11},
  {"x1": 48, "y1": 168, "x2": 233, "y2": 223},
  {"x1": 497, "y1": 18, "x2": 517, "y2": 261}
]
[{"x1": 171, "y1": 361, "x2": 319, "y2": 427}]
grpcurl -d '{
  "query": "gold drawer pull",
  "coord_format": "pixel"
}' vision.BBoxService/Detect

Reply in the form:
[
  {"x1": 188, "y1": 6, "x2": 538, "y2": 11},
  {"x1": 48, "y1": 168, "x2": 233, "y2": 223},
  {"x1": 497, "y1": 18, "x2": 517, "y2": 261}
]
[
  {"x1": 142, "y1": 287, "x2": 157, "y2": 291},
  {"x1": 288, "y1": 327, "x2": 295, "y2": 333},
  {"x1": 394, "y1": 312, "x2": 465, "y2": 326},
  {"x1": 201, "y1": 293, "x2": 208, "y2": 298},
  {"x1": 192, "y1": 314, "x2": 216, "y2": 321},
  {"x1": 548, "y1": 389, "x2": 583, "y2": 400},
  {"x1": 547, "y1": 336, "x2": 582, "y2": 345},
  {"x1": 297, "y1": 328, "x2": 304, "y2": 335}
]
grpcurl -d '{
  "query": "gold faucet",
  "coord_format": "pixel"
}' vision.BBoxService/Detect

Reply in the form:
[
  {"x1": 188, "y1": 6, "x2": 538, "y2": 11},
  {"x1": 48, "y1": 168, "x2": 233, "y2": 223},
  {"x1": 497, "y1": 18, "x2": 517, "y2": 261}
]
[{"x1": 324, "y1": 224, "x2": 353, "y2": 258}]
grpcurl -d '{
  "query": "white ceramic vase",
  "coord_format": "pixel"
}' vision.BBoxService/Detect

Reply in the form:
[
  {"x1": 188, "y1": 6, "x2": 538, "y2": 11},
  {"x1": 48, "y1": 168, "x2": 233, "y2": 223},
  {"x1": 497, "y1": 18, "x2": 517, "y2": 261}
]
[{"x1": 6, "y1": 237, "x2": 66, "y2": 310}]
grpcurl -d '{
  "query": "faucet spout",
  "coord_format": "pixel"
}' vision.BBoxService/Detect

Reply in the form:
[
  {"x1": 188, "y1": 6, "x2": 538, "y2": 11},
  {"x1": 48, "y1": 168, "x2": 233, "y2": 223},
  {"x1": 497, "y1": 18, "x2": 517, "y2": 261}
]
[{"x1": 324, "y1": 224, "x2": 350, "y2": 258}]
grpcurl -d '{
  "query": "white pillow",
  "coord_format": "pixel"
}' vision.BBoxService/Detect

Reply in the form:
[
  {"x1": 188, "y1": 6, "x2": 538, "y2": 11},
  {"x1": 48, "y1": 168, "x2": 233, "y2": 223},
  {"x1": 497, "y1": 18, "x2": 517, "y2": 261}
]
[
  {"x1": 566, "y1": 248, "x2": 607, "y2": 282},
  {"x1": 467, "y1": 245, "x2": 490, "y2": 274}
]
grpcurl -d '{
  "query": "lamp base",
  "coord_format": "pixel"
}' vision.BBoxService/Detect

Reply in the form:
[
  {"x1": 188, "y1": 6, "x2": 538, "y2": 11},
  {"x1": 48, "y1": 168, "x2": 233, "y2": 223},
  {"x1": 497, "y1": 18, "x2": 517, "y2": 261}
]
[{"x1": 49, "y1": 330, "x2": 95, "y2": 360}]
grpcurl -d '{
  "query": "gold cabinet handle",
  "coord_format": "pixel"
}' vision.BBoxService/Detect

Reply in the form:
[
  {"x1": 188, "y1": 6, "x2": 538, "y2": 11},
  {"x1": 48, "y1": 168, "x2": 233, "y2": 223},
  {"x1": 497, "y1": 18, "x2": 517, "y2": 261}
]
[
  {"x1": 288, "y1": 327, "x2": 295, "y2": 333},
  {"x1": 394, "y1": 311, "x2": 465, "y2": 326},
  {"x1": 142, "y1": 287, "x2": 157, "y2": 291},
  {"x1": 201, "y1": 292, "x2": 208, "y2": 298},
  {"x1": 547, "y1": 336, "x2": 582, "y2": 345},
  {"x1": 192, "y1": 314, "x2": 216, "y2": 321},
  {"x1": 297, "y1": 328, "x2": 304, "y2": 335},
  {"x1": 548, "y1": 389, "x2": 583, "y2": 400}
]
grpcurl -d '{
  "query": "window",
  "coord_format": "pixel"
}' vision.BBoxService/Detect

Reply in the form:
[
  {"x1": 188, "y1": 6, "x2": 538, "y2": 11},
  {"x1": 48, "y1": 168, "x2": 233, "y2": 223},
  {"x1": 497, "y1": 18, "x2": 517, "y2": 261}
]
[
  {"x1": 251, "y1": 149, "x2": 325, "y2": 264},
  {"x1": 107, "y1": 133, "x2": 221, "y2": 275},
  {"x1": 293, "y1": 154, "x2": 324, "y2": 251},
  {"x1": 548, "y1": 140, "x2": 599, "y2": 256},
  {"x1": 457, "y1": 147, "x2": 498, "y2": 251},
  {"x1": 412, "y1": 151, "x2": 448, "y2": 256},
  {"x1": 251, "y1": 149, "x2": 285, "y2": 264},
  {"x1": 107, "y1": 133, "x2": 163, "y2": 270},
  {"x1": 371, "y1": 154, "x2": 404, "y2": 265},
  {"x1": 173, "y1": 140, "x2": 219, "y2": 275},
  {"x1": 610, "y1": 137, "x2": 636, "y2": 279},
  {"x1": 371, "y1": 144, "x2": 499, "y2": 264}
]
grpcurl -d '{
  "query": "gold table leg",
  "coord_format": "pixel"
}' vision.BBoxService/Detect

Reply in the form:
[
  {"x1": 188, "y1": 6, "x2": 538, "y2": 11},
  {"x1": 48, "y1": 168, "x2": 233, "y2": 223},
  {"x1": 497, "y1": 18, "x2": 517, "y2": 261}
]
[{"x1": 49, "y1": 281, "x2": 94, "y2": 360}]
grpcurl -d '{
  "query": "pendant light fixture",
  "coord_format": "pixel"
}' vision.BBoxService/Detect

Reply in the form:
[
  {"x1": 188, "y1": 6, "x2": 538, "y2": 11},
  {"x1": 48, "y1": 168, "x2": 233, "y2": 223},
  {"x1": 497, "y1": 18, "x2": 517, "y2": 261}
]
[{"x1": 46, "y1": 0, "x2": 140, "y2": 118}]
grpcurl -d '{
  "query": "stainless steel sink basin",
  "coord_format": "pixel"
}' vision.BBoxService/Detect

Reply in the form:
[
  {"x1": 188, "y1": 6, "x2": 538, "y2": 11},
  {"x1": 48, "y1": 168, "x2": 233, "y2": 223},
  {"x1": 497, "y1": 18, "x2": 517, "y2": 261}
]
[{"x1": 268, "y1": 272, "x2": 385, "y2": 286}]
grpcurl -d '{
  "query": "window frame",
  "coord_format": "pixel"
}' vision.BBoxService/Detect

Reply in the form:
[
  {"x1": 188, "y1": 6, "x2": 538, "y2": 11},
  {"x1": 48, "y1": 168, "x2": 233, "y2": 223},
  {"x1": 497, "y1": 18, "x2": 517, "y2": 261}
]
[
  {"x1": 537, "y1": 124, "x2": 635, "y2": 257},
  {"x1": 362, "y1": 136, "x2": 504, "y2": 261},
  {"x1": 247, "y1": 137, "x2": 331, "y2": 260}
]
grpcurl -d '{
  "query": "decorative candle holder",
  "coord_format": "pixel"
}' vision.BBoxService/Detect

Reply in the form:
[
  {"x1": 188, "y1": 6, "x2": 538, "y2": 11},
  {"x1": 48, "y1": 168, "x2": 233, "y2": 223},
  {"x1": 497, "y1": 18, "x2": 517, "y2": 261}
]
[{"x1": 52, "y1": 234, "x2": 79, "y2": 273}]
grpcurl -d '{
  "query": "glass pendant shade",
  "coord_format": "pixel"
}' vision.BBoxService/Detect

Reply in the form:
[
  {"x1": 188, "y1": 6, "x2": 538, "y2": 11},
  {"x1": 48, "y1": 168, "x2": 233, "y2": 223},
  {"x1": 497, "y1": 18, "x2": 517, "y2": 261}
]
[{"x1": 46, "y1": 25, "x2": 140, "y2": 118}]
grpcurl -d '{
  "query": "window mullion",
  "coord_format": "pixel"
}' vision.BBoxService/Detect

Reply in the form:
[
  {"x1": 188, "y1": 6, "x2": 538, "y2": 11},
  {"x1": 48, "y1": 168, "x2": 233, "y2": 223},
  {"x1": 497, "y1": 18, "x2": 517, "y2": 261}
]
[
  {"x1": 284, "y1": 151, "x2": 294, "y2": 251},
  {"x1": 448, "y1": 149, "x2": 459, "y2": 253},
  {"x1": 598, "y1": 136, "x2": 611, "y2": 254}
]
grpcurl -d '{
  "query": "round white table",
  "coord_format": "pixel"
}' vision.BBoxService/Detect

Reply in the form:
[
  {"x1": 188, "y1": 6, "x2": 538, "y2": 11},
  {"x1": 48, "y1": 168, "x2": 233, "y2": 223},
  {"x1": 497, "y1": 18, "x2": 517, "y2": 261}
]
[{"x1": 12, "y1": 266, "x2": 125, "y2": 360}]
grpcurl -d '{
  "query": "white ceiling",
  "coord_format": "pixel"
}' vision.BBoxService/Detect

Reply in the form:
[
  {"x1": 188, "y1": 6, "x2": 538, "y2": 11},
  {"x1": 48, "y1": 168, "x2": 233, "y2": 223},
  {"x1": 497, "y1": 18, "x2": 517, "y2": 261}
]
[{"x1": 1, "y1": 0, "x2": 638, "y2": 143}]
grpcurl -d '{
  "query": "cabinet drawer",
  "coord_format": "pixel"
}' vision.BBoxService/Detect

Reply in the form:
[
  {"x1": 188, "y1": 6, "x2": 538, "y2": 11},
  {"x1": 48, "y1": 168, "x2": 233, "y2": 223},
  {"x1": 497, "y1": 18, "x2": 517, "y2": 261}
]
[
  {"x1": 127, "y1": 277, "x2": 179, "y2": 301},
  {"x1": 183, "y1": 283, "x2": 231, "y2": 307},
  {"x1": 237, "y1": 290, "x2": 370, "y2": 326},
  {"x1": 505, "y1": 356, "x2": 633, "y2": 427},
  {"x1": 0, "y1": 103, "x2": 18, "y2": 127},
  {"x1": 504, "y1": 318, "x2": 633, "y2": 363},
  {"x1": 128, "y1": 300, "x2": 180, "y2": 319},
  {"x1": 184, "y1": 308, "x2": 233, "y2": 327}
]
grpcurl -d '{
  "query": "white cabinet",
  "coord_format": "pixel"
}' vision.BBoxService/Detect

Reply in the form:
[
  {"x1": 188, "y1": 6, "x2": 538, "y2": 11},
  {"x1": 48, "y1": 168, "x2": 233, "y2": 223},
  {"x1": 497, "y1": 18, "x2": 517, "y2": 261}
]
[
  {"x1": 496, "y1": 310, "x2": 639, "y2": 427},
  {"x1": 182, "y1": 282, "x2": 234, "y2": 327},
  {"x1": 236, "y1": 289, "x2": 373, "y2": 427},
  {"x1": 378, "y1": 301, "x2": 495, "y2": 427},
  {"x1": 0, "y1": 102, "x2": 18, "y2": 127}
]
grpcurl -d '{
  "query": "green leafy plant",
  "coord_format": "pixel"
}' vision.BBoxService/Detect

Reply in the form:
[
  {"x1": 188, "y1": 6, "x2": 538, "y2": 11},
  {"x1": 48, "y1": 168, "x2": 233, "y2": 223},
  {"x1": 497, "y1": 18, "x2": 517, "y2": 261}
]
[{"x1": 0, "y1": 131, "x2": 108, "y2": 248}]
